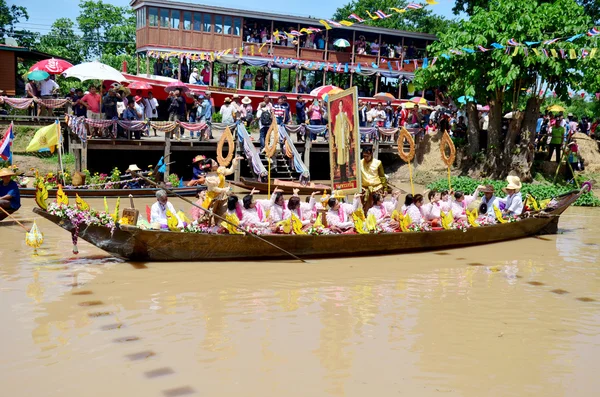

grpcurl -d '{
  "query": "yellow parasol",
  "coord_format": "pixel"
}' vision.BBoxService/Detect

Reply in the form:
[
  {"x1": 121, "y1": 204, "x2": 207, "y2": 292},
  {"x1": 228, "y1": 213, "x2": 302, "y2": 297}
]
[{"x1": 547, "y1": 104, "x2": 565, "y2": 113}]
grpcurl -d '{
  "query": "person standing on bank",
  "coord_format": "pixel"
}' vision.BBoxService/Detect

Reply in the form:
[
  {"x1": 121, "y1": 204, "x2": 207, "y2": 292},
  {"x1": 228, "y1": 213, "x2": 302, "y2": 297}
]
[{"x1": 167, "y1": 89, "x2": 186, "y2": 140}]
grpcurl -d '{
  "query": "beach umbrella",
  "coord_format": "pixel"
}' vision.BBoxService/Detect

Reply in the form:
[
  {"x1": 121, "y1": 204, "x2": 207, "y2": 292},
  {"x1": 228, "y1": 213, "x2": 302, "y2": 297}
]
[
  {"x1": 164, "y1": 81, "x2": 190, "y2": 93},
  {"x1": 309, "y1": 85, "x2": 341, "y2": 99},
  {"x1": 374, "y1": 92, "x2": 396, "y2": 101},
  {"x1": 127, "y1": 81, "x2": 153, "y2": 91},
  {"x1": 62, "y1": 61, "x2": 127, "y2": 82},
  {"x1": 333, "y1": 38, "x2": 351, "y2": 48},
  {"x1": 547, "y1": 104, "x2": 565, "y2": 112},
  {"x1": 410, "y1": 96, "x2": 427, "y2": 105},
  {"x1": 457, "y1": 95, "x2": 474, "y2": 104},
  {"x1": 29, "y1": 58, "x2": 73, "y2": 75},
  {"x1": 27, "y1": 70, "x2": 50, "y2": 81}
]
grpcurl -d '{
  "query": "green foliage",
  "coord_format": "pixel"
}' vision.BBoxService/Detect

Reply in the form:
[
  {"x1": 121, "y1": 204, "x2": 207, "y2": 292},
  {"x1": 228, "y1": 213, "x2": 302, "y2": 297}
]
[
  {"x1": 0, "y1": 0, "x2": 28, "y2": 39},
  {"x1": 333, "y1": 0, "x2": 452, "y2": 34},
  {"x1": 168, "y1": 173, "x2": 180, "y2": 187},
  {"x1": 110, "y1": 167, "x2": 121, "y2": 183},
  {"x1": 212, "y1": 112, "x2": 223, "y2": 123},
  {"x1": 37, "y1": 18, "x2": 84, "y2": 64},
  {"x1": 427, "y1": 176, "x2": 600, "y2": 207}
]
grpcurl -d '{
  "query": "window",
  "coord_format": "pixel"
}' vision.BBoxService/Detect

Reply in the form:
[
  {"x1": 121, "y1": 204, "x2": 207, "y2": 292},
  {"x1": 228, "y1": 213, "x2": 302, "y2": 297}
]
[
  {"x1": 160, "y1": 9, "x2": 169, "y2": 28},
  {"x1": 214, "y1": 15, "x2": 223, "y2": 34},
  {"x1": 224, "y1": 16, "x2": 232, "y2": 35},
  {"x1": 183, "y1": 11, "x2": 192, "y2": 30},
  {"x1": 233, "y1": 17, "x2": 241, "y2": 36},
  {"x1": 171, "y1": 10, "x2": 180, "y2": 29},
  {"x1": 203, "y1": 14, "x2": 212, "y2": 32},
  {"x1": 193, "y1": 13, "x2": 201, "y2": 31},
  {"x1": 149, "y1": 7, "x2": 158, "y2": 27}
]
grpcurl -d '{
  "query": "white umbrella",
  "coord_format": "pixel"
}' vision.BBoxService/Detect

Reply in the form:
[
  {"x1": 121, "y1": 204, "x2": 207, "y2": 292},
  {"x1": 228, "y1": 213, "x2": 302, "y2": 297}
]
[{"x1": 62, "y1": 61, "x2": 127, "y2": 82}]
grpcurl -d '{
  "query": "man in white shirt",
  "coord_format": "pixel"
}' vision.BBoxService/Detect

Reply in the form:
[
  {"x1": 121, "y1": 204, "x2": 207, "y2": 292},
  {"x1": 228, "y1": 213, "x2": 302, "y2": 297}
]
[
  {"x1": 39, "y1": 77, "x2": 60, "y2": 116},
  {"x1": 189, "y1": 68, "x2": 200, "y2": 84},
  {"x1": 150, "y1": 190, "x2": 183, "y2": 228}
]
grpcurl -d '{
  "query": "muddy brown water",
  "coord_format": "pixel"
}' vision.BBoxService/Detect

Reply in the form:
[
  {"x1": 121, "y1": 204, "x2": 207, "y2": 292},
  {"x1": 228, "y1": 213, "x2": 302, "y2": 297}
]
[{"x1": 1, "y1": 198, "x2": 599, "y2": 396}]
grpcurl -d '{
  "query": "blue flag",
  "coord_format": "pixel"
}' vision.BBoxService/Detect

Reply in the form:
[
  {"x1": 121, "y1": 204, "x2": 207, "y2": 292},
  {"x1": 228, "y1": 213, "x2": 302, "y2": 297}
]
[
  {"x1": 179, "y1": 177, "x2": 184, "y2": 187},
  {"x1": 157, "y1": 156, "x2": 167, "y2": 173}
]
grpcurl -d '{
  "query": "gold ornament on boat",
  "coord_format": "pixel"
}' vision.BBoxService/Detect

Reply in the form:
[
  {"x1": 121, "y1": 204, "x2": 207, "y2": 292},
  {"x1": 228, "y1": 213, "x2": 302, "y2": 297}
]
[
  {"x1": 35, "y1": 181, "x2": 48, "y2": 210},
  {"x1": 493, "y1": 205, "x2": 507, "y2": 223},
  {"x1": 166, "y1": 210, "x2": 180, "y2": 231},
  {"x1": 56, "y1": 185, "x2": 68, "y2": 206},
  {"x1": 75, "y1": 194, "x2": 89, "y2": 211},
  {"x1": 25, "y1": 221, "x2": 44, "y2": 255},
  {"x1": 264, "y1": 120, "x2": 278, "y2": 158},
  {"x1": 441, "y1": 211, "x2": 454, "y2": 230},
  {"x1": 353, "y1": 208, "x2": 367, "y2": 234},
  {"x1": 440, "y1": 131, "x2": 456, "y2": 167},
  {"x1": 217, "y1": 126, "x2": 235, "y2": 167},
  {"x1": 466, "y1": 208, "x2": 479, "y2": 227},
  {"x1": 397, "y1": 127, "x2": 415, "y2": 162}
]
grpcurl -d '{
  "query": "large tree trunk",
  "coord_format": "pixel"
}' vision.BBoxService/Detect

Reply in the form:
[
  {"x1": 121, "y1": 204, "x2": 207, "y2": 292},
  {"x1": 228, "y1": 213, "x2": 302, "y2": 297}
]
[
  {"x1": 486, "y1": 93, "x2": 504, "y2": 177},
  {"x1": 466, "y1": 102, "x2": 479, "y2": 156}
]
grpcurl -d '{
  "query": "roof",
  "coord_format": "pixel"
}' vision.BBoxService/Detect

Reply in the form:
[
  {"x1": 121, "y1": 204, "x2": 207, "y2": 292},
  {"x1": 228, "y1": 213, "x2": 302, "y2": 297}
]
[
  {"x1": 0, "y1": 44, "x2": 69, "y2": 61},
  {"x1": 129, "y1": 0, "x2": 437, "y2": 41}
]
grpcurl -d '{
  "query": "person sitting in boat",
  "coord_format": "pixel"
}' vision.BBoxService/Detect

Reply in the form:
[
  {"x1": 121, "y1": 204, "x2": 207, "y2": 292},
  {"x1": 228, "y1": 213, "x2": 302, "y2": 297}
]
[
  {"x1": 326, "y1": 192, "x2": 363, "y2": 233},
  {"x1": 499, "y1": 176, "x2": 524, "y2": 217},
  {"x1": 284, "y1": 190, "x2": 319, "y2": 227},
  {"x1": 151, "y1": 189, "x2": 183, "y2": 229},
  {"x1": 188, "y1": 155, "x2": 209, "y2": 187},
  {"x1": 0, "y1": 168, "x2": 20, "y2": 215},
  {"x1": 405, "y1": 194, "x2": 425, "y2": 225},
  {"x1": 123, "y1": 164, "x2": 142, "y2": 189},
  {"x1": 191, "y1": 186, "x2": 207, "y2": 222},
  {"x1": 241, "y1": 188, "x2": 271, "y2": 232},
  {"x1": 367, "y1": 192, "x2": 400, "y2": 232},
  {"x1": 401, "y1": 194, "x2": 413, "y2": 214},
  {"x1": 451, "y1": 191, "x2": 469, "y2": 221},
  {"x1": 308, "y1": 192, "x2": 329, "y2": 222},
  {"x1": 201, "y1": 156, "x2": 244, "y2": 222},
  {"x1": 479, "y1": 185, "x2": 501, "y2": 221},
  {"x1": 439, "y1": 190, "x2": 452, "y2": 213},
  {"x1": 268, "y1": 188, "x2": 287, "y2": 224},
  {"x1": 421, "y1": 190, "x2": 442, "y2": 226},
  {"x1": 361, "y1": 147, "x2": 387, "y2": 210}
]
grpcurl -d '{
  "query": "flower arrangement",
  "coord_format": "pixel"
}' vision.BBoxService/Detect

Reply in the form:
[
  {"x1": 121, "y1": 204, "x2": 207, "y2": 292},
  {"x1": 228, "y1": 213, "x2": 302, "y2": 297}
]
[
  {"x1": 168, "y1": 173, "x2": 180, "y2": 187},
  {"x1": 244, "y1": 226, "x2": 266, "y2": 235},
  {"x1": 306, "y1": 226, "x2": 330, "y2": 235},
  {"x1": 477, "y1": 216, "x2": 495, "y2": 227},
  {"x1": 506, "y1": 215, "x2": 520, "y2": 223},
  {"x1": 407, "y1": 222, "x2": 431, "y2": 232},
  {"x1": 110, "y1": 167, "x2": 121, "y2": 183},
  {"x1": 47, "y1": 202, "x2": 117, "y2": 234},
  {"x1": 453, "y1": 218, "x2": 470, "y2": 232},
  {"x1": 182, "y1": 222, "x2": 217, "y2": 234}
]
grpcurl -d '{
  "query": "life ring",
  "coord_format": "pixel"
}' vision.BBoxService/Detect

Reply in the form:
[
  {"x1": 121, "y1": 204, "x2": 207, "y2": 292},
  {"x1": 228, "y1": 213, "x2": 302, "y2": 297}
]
[
  {"x1": 265, "y1": 120, "x2": 278, "y2": 158},
  {"x1": 217, "y1": 126, "x2": 234, "y2": 166},
  {"x1": 397, "y1": 127, "x2": 415, "y2": 162},
  {"x1": 440, "y1": 131, "x2": 456, "y2": 167}
]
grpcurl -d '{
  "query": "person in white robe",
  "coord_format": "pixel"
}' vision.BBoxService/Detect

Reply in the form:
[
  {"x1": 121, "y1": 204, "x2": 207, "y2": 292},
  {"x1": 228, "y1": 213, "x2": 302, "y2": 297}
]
[
  {"x1": 150, "y1": 189, "x2": 183, "y2": 228},
  {"x1": 326, "y1": 193, "x2": 362, "y2": 232}
]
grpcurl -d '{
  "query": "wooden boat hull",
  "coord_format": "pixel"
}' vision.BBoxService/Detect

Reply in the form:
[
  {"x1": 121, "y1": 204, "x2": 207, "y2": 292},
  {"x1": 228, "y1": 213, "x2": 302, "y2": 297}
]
[
  {"x1": 230, "y1": 178, "x2": 330, "y2": 195},
  {"x1": 20, "y1": 186, "x2": 199, "y2": 199}
]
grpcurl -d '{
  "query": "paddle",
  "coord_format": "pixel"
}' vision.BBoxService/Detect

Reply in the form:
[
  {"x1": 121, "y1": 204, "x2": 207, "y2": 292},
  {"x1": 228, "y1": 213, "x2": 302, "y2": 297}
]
[
  {"x1": 0, "y1": 206, "x2": 29, "y2": 232},
  {"x1": 138, "y1": 175, "x2": 307, "y2": 263}
]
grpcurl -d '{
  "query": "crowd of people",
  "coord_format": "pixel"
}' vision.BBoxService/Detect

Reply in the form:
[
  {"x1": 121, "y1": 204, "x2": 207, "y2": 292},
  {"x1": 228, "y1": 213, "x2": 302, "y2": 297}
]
[{"x1": 149, "y1": 149, "x2": 525, "y2": 234}]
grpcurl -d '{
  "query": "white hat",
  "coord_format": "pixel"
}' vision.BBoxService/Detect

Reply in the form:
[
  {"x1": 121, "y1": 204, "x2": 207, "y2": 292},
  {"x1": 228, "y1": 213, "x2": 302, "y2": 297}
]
[
  {"x1": 126, "y1": 164, "x2": 142, "y2": 172},
  {"x1": 241, "y1": 96, "x2": 252, "y2": 104},
  {"x1": 193, "y1": 67, "x2": 198, "y2": 72}
]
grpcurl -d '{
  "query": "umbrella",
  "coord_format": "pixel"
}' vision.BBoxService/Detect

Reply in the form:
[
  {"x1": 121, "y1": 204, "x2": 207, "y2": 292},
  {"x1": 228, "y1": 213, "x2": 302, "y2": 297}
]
[
  {"x1": 457, "y1": 95, "x2": 474, "y2": 104},
  {"x1": 127, "y1": 81, "x2": 153, "y2": 91},
  {"x1": 374, "y1": 92, "x2": 396, "y2": 101},
  {"x1": 164, "y1": 81, "x2": 190, "y2": 93},
  {"x1": 547, "y1": 104, "x2": 565, "y2": 112},
  {"x1": 29, "y1": 58, "x2": 73, "y2": 75},
  {"x1": 309, "y1": 85, "x2": 341, "y2": 99},
  {"x1": 27, "y1": 70, "x2": 49, "y2": 81},
  {"x1": 333, "y1": 39, "x2": 350, "y2": 48},
  {"x1": 62, "y1": 61, "x2": 127, "y2": 82},
  {"x1": 410, "y1": 96, "x2": 427, "y2": 105}
]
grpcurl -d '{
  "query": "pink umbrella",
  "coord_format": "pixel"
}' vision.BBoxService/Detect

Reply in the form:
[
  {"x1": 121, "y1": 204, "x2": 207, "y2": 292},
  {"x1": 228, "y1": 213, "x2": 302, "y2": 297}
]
[
  {"x1": 127, "y1": 81, "x2": 153, "y2": 91},
  {"x1": 309, "y1": 85, "x2": 341, "y2": 99},
  {"x1": 164, "y1": 81, "x2": 190, "y2": 93},
  {"x1": 410, "y1": 96, "x2": 427, "y2": 105},
  {"x1": 29, "y1": 58, "x2": 73, "y2": 75},
  {"x1": 374, "y1": 92, "x2": 396, "y2": 101}
]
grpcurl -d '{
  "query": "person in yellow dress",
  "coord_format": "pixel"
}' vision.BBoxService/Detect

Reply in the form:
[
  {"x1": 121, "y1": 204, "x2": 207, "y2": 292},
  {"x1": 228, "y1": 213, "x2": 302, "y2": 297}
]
[
  {"x1": 332, "y1": 100, "x2": 353, "y2": 183},
  {"x1": 200, "y1": 155, "x2": 243, "y2": 224},
  {"x1": 360, "y1": 147, "x2": 387, "y2": 210}
]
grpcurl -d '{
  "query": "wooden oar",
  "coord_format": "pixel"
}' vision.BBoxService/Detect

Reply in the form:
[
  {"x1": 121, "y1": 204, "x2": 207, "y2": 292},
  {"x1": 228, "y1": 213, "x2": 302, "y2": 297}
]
[
  {"x1": 139, "y1": 175, "x2": 307, "y2": 263},
  {"x1": 0, "y1": 207, "x2": 29, "y2": 232}
]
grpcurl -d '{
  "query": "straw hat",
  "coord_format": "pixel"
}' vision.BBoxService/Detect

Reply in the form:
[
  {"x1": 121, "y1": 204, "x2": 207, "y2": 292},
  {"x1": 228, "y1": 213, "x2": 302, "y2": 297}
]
[
  {"x1": 503, "y1": 176, "x2": 522, "y2": 192},
  {"x1": 480, "y1": 184, "x2": 495, "y2": 194},
  {"x1": 0, "y1": 168, "x2": 16, "y2": 177},
  {"x1": 126, "y1": 164, "x2": 141, "y2": 172},
  {"x1": 241, "y1": 96, "x2": 252, "y2": 105},
  {"x1": 192, "y1": 155, "x2": 206, "y2": 164},
  {"x1": 224, "y1": 97, "x2": 232, "y2": 103},
  {"x1": 232, "y1": 94, "x2": 240, "y2": 99}
]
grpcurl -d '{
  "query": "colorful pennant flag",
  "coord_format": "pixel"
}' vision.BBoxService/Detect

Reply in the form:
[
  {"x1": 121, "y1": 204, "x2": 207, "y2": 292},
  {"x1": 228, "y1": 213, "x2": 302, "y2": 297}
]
[
  {"x1": 406, "y1": 3, "x2": 423, "y2": 9},
  {"x1": 587, "y1": 28, "x2": 599, "y2": 36},
  {"x1": 566, "y1": 33, "x2": 584, "y2": 42},
  {"x1": 365, "y1": 11, "x2": 379, "y2": 19},
  {"x1": 551, "y1": 49, "x2": 558, "y2": 57},
  {"x1": 0, "y1": 122, "x2": 13, "y2": 164},
  {"x1": 326, "y1": 20, "x2": 343, "y2": 27},
  {"x1": 507, "y1": 38, "x2": 520, "y2": 46},
  {"x1": 590, "y1": 48, "x2": 597, "y2": 58},
  {"x1": 569, "y1": 49, "x2": 577, "y2": 59},
  {"x1": 375, "y1": 10, "x2": 391, "y2": 18},
  {"x1": 348, "y1": 13, "x2": 365, "y2": 23},
  {"x1": 339, "y1": 21, "x2": 354, "y2": 26},
  {"x1": 477, "y1": 45, "x2": 489, "y2": 52},
  {"x1": 543, "y1": 38, "x2": 560, "y2": 45},
  {"x1": 389, "y1": 7, "x2": 406, "y2": 14},
  {"x1": 491, "y1": 43, "x2": 504, "y2": 49},
  {"x1": 319, "y1": 20, "x2": 332, "y2": 29}
]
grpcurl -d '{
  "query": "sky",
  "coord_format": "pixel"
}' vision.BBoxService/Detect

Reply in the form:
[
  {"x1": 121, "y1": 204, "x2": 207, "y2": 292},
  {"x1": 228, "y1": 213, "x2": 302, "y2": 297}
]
[{"x1": 13, "y1": 0, "x2": 459, "y2": 35}]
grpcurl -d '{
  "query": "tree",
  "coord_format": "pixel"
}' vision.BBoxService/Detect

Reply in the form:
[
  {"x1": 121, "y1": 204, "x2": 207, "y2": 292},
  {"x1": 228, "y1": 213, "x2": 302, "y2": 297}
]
[
  {"x1": 0, "y1": 0, "x2": 28, "y2": 39},
  {"x1": 333, "y1": 0, "x2": 452, "y2": 35},
  {"x1": 415, "y1": 0, "x2": 591, "y2": 180},
  {"x1": 76, "y1": 0, "x2": 136, "y2": 58},
  {"x1": 37, "y1": 18, "x2": 84, "y2": 64}
]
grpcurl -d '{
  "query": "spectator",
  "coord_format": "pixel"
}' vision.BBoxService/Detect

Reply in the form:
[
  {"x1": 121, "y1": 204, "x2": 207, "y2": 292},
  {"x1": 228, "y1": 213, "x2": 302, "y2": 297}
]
[
  {"x1": 25, "y1": 78, "x2": 39, "y2": 118},
  {"x1": 201, "y1": 64, "x2": 211, "y2": 85},
  {"x1": 122, "y1": 100, "x2": 143, "y2": 140},
  {"x1": 218, "y1": 70, "x2": 226, "y2": 87},
  {"x1": 273, "y1": 96, "x2": 287, "y2": 125},
  {"x1": 189, "y1": 67, "x2": 200, "y2": 84},
  {"x1": 220, "y1": 97, "x2": 236, "y2": 124},
  {"x1": 242, "y1": 68, "x2": 253, "y2": 89},
  {"x1": 549, "y1": 115, "x2": 565, "y2": 162},
  {"x1": 298, "y1": 76, "x2": 307, "y2": 93},
  {"x1": 257, "y1": 101, "x2": 273, "y2": 151},
  {"x1": 38, "y1": 76, "x2": 59, "y2": 117},
  {"x1": 374, "y1": 103, "x2": 386, "y2": 127},
  {"x1": 146, "y1": 91, "x2": 159, "y2": 136},
  {"x1": 295, "y1": 96, "x2": 306, "y2": 142},
  {"x1": 255, "y1": 70, "x2": 265, "y2": 91},
  {"x1": 227, "y1": 68, "x2": 238, "y2": 88},
  {"x1": 153, "y1": 58, "x2": 163, "y2": 76},
  {"x1": 167, "y1": 89, "x2": 185, "y2": 140},
  {"x1": 370, "y1": 39, "x2": 380, "y2": 55},
  {"x1": 180, "y1": 59, "x2": 189, "y2": 83},
  {"x1": 240, "y1": 96, "x2": 254, "y2": 125},
  {"x1": 81, "y1": 85, "x2": 102, "y2": 138},
  {"x1": 72, "y1": 89, "x2": 87, "y2": 118}
]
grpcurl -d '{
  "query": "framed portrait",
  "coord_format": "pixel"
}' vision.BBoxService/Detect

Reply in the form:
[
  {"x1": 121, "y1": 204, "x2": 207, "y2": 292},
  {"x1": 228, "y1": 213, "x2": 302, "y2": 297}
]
[{"x1": 327, "y1": 86, "x2": 362, "y2": 195}]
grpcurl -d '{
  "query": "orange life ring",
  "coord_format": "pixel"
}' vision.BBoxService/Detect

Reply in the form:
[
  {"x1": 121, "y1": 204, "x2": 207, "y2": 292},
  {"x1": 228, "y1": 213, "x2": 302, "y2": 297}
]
[
  {"x1": 217, "y1": 126, "x2": 234, "y2": 166},
  {"x1": 397, "y1": 127, "x2": 415, "y2": 162},
  {"x1": 440, "y1": 131, "x2": 456, "y2": 167}
]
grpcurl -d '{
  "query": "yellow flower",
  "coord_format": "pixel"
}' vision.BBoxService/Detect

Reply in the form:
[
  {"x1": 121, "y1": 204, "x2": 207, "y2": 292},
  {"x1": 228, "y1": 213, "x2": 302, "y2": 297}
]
[{"x1": 148, "y1": 172, "x2": 153, "y2": 176}]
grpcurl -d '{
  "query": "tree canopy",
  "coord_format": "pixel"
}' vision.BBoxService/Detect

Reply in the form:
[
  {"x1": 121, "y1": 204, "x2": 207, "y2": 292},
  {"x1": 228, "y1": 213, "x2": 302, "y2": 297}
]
[{"x1": 333, "y1": 0, "x2": 452, "y2": 34}]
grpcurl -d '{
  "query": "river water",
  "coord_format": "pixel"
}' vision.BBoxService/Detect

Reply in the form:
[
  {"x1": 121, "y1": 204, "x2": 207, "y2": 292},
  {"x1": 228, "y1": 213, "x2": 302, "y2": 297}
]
[{"x1": 1, "y1": 198, "x2": 599, "y2": 397}]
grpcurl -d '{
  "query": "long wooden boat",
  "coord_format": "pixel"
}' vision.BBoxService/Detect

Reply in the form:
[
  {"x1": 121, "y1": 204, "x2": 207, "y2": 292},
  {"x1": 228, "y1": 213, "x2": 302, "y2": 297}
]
[
  {"x1": 20, "y1": 186, "x2": 200, "y2": 199},
  {"x1": 230, "y1": 178, "x2": 330, "y2": 195},
  {"x1": 32, "y1": 187, "x2": 585, "y2": 262}
]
